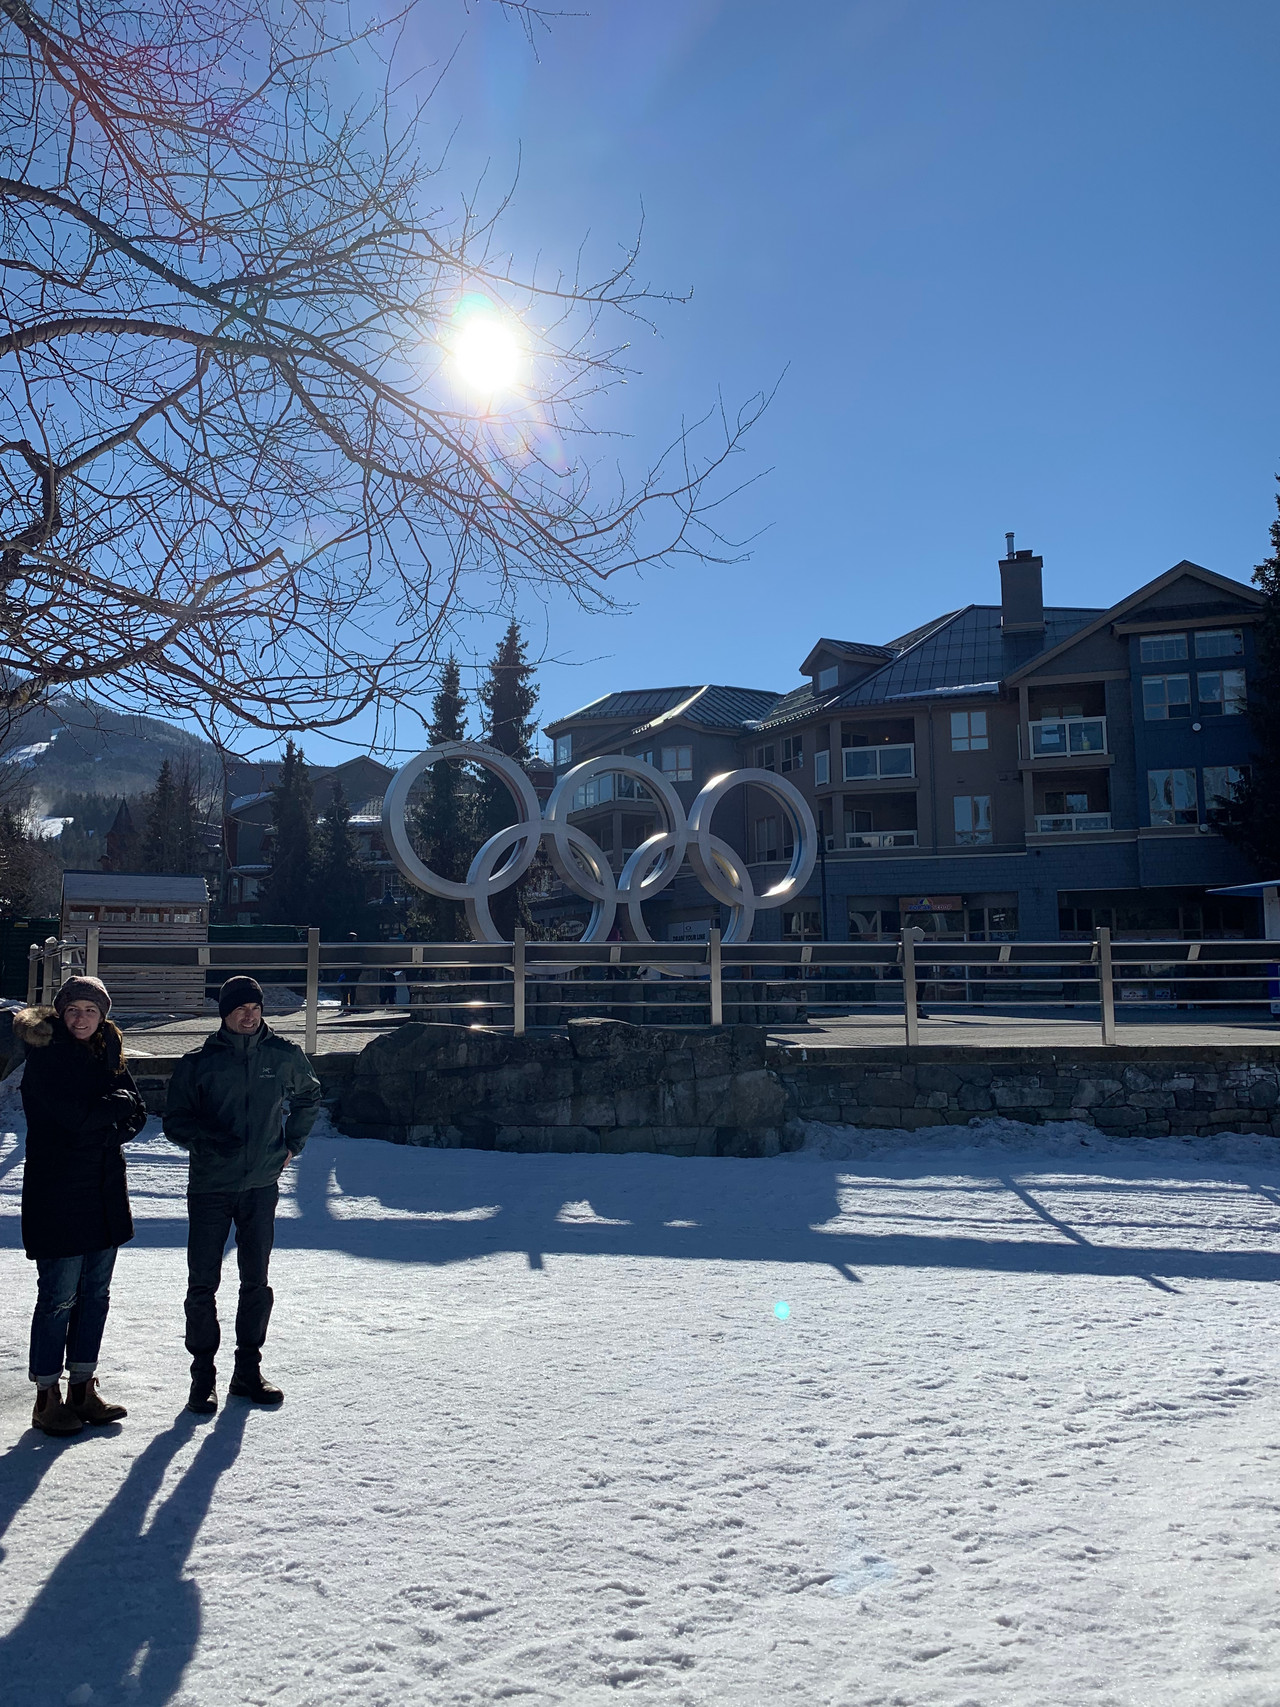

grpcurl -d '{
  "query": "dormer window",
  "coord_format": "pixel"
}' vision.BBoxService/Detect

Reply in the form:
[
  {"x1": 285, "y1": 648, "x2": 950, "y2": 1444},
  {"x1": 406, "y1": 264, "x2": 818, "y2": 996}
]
[
  {"x1": 817, "y1": 666, "x2": 839, "y2": 692},
  {"x1": 555, "y1": 735, "x2": 572, "y2": 766}
]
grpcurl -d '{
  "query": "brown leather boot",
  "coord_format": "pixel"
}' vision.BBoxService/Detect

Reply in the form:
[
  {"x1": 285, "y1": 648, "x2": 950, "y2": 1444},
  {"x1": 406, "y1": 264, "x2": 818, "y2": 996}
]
[
  {"x1": 32, "y1": 1382, "x2": 84, "y2": 1436},
  {"x1": 69, "y1": 1377, "x2": 127, "y2": 1424}
]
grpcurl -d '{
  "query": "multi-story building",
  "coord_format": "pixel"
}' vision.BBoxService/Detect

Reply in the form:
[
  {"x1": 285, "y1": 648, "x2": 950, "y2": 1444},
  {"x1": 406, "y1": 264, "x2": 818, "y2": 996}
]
[{"x1": 538, "y1": 548, "x2": 1265, "y2": 943}]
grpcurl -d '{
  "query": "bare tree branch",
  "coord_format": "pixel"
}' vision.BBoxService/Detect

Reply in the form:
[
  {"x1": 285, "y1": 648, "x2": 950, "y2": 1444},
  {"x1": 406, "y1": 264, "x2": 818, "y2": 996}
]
[{"x1": 0, "y1": 0, "x2": 764, "y2": 749}]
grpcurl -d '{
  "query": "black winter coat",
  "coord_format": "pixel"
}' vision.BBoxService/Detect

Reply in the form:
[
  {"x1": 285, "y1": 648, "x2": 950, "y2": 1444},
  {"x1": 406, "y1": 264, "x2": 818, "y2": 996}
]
[{"x1": 17, "y1": 1007, "x2": 149, "y2": 1260}]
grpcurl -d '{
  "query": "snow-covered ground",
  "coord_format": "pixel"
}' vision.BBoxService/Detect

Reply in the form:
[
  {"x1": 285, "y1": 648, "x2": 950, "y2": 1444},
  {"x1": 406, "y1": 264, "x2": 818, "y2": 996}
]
[{"x1": 3, "y1": 1087, "x2": 1280, "y2": 1706}]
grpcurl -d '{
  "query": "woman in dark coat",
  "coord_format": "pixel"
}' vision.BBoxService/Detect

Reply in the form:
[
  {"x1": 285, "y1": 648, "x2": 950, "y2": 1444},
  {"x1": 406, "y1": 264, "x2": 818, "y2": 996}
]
[{"x1": 17, "y1": 975, "x2": 148, "y2": 1436}]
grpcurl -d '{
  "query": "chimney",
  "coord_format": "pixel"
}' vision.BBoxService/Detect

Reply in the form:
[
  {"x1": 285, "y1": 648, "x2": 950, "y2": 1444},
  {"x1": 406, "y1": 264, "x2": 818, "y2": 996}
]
[{"x1": 999, "y1": 541, "x2": 1044, "y2": 634}]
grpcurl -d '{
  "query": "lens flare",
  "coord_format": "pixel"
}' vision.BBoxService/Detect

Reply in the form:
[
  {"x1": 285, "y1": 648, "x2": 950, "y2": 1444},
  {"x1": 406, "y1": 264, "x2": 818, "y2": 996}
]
[
  {"x1": 449, "y1": 294, "x2": 523, "y2": 400},
  {"x1": 774, "y1": 1301, "x2": 791, "y2": 1320}
]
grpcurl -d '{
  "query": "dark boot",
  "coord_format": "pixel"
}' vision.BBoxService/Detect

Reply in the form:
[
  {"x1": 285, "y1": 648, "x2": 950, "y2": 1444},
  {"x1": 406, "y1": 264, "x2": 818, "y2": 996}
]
[
  {"x1": 32, "y1": 1382, "x2": 84, "y2": 1436},
  {"x1": 229, "y1": 1368, "x2": 284, "y2": 1405},
  {"x1": 187, "y1": 1369, "x2": 218, "y2": 1416},
  {"x1": 69, "y1": 1377, "x2": 127, "y2": 1424}
]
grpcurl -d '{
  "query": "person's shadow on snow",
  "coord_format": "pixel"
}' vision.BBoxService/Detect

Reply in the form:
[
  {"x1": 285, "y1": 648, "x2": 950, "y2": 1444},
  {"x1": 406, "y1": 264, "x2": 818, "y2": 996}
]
[{"x1": 0, "y1": 1402, "x2": 249, "y2": 1705}]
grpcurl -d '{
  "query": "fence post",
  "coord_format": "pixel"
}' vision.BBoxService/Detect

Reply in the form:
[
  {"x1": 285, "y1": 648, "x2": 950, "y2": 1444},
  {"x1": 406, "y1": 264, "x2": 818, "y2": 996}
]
[
  {"x1": 304, "y1": 928, "x2": 320, "y2": 1056},
  {"x1": 902, "y1": 927, "x2": 919, "y2": 1048},
  {"x1": 85, "y1": 923, "x2": 100, "y2": 980},
  {"x1": 512, "y1": 927, "x2": 526, "y2": 1037},
  {"x1": 1097, "y1": 925, "x2": 1116, "y2": 1045},
  {"x1": 42, "y1": 937, "x2": 59, "y2": 1006},
  {"x1": 709, "y1": 927, "x2": 723, "y2": 1027},
  {"x1": 27, "y1": 941, "x2": 39, "y2": 1005}
]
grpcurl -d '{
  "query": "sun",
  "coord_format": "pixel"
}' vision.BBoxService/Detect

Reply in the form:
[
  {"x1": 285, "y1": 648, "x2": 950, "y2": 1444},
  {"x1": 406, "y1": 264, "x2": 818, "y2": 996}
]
[{"x1": 450, "y1": 296, "x2": 523, "y2": 400}]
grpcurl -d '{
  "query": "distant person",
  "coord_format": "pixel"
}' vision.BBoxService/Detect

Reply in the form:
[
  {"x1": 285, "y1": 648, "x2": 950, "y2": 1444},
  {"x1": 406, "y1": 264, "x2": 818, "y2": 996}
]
[
  {"x1": 163, "y1": 975, "x2": 322, "y2": 1416},
  {"x1": 17, "y1": 976, "x2": 148, "y2": 1436}
]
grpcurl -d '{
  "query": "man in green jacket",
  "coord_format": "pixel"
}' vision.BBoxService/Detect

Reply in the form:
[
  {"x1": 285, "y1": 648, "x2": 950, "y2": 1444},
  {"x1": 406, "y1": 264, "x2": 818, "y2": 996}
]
[{"x1": 163, "y1": 976, "x2": 322, "y2": 1415}]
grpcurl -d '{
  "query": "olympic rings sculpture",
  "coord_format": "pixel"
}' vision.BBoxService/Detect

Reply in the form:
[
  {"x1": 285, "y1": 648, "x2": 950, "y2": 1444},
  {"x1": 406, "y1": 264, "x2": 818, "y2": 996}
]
[{"x1": 382, "y1": 741, "x2": 818, "y2": 946}]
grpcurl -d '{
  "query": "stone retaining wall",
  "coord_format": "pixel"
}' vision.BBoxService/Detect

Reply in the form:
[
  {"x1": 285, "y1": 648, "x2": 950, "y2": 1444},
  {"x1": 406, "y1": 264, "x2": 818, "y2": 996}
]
[
  {"x1": 336, "y1": 1019, "x2": 791, "y2": 1157},
  {"x1": 769, "y1": 1045, "x2": 1280, "y2": 1139}
]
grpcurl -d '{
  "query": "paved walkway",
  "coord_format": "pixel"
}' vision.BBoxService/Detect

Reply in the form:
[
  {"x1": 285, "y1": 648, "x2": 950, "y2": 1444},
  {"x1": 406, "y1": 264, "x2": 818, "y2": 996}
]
[{"x1": 113, "y1": 1004, "x2": 1280, "y2": 1059}]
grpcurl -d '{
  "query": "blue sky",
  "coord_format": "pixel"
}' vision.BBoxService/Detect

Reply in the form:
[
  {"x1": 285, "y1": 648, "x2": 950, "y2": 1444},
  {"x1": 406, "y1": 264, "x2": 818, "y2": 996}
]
[{"x1": 309, "y1": 0, "x2": 1280, "y2": 763}]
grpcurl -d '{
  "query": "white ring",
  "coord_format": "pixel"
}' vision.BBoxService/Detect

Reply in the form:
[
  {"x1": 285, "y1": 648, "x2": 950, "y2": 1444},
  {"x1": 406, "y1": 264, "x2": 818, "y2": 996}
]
[
  {"x1": 383, "y1": 741, "x2": 541, "y2": 903},
  {"x1": 687, "y1": 768, "x2": 816, "y2": 908}
]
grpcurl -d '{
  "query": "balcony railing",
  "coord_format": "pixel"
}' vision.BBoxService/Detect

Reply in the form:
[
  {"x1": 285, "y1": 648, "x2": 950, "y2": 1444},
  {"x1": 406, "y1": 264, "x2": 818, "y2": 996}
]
[
  {"x1": 1035, "y1": 812, "x2": 1113, "y2": 833},
  {"x1": 845, "y1": 829, "x2": 919, "y2": 849},
  {"x1": 1029, "y1": 715, "x2": 1107, "y2": 757},
  {"x1": 842, "y1": 743, "x2": 915, "y2": 781}
]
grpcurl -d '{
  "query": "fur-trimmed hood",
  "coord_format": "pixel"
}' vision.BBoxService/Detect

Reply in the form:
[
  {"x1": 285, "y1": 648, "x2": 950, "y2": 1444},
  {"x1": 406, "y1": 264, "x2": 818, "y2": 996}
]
[
  {"x1": 13, "y1": 1006, "x2": 127, "y2": 1069},
  {"x1": 13, "y1": 1006, "x2": 55, "y2": 1048}
]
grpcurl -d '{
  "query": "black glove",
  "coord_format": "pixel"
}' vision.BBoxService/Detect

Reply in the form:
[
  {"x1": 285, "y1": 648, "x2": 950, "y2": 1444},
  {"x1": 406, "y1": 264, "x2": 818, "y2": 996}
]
[{"x1": 113, "y1": 1091, "x2": 148, "y2": 1142}]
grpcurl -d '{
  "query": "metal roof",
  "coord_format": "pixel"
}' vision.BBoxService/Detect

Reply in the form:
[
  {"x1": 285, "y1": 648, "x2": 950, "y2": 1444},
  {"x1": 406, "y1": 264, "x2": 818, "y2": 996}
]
[
  {"x1": 552, "y1": 684, "x2": 780, "y2": 734},
  {"x1": 834, "y1": 605, "x2": 1104, "y2": 708},
  {"x1": 62, "y1": 872, "x2": 209, "y2": 903}
]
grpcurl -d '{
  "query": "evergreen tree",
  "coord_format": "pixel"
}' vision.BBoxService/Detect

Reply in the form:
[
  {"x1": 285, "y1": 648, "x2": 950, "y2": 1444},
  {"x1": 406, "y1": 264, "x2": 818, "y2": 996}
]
[
  {"x1": 173, "y1": 756, "x2": 205, "y2": 874},
  {"x1": 140, "y1": 758, "x2": 179, "y2": 871},
  {"x1": 408, "y1": 654, "x2": 476, "y2": 940},
  {"x1": 140, "y1": 754, "x2": 206, "y2": 873},
  {"x1": 263, "y1": 739, "x2": 315, "y2": 927},
  {"x1": 477, "y1": 622, "x2": 540, "y2": 941},
  {"x1": 1222, "y1": 482, "x2": 1280, "y2": 874},
  {"x1": 313, "y1": 781, "x2": 367, "y2": 937}
]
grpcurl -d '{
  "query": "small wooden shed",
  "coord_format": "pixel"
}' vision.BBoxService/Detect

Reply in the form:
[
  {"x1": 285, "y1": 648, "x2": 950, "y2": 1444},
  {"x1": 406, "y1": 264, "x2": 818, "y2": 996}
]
[{"x1": 60, "y1": 871, "x2": 210, "y2": 1013}]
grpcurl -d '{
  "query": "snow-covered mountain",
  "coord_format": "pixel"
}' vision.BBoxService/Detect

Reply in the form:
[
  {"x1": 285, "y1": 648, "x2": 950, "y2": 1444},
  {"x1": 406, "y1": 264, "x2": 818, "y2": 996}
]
[{"x1": 0, "y1": 697, "x2": 222, "y2": 807}]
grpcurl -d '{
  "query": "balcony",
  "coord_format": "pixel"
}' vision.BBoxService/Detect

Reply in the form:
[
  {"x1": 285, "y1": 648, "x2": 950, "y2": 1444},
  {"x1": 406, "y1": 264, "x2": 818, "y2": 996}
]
[
  {"x1": 845, "y1": 830, "x2": 918, "y2": 849},
  {"x1": 1035, "y1": 812, "x2": 1113, "y2": 834},
  {"x1": 1029, "y1": 715, "x2": 1107, "y2": 757},
  {"x1": 843, "y1": 743, "x2": 915, "y2": 781}
]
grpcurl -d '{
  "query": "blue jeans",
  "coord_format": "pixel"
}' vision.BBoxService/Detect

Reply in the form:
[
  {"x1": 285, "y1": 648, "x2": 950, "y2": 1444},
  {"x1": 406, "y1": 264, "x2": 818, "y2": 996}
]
[{"x1": 29, "y1": 1247, "x2": 119, "y2": 1388}]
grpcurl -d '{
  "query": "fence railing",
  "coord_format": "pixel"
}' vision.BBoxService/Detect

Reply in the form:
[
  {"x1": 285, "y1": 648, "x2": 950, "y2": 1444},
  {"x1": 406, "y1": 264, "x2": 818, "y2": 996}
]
[{"x1": 25, "y1": 925, "x2": 1280, "y2": 1049}]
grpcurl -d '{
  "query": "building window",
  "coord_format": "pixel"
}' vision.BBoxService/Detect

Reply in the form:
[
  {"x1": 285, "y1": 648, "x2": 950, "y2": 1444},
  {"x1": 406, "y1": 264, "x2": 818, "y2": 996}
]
[
  {"x1": 1196, "y1": 668, "x2": 1246, "y2": 716},
  {"x1": 753, "y1": 816, "x2": 794, "y2": 862},
  {"x1": 781, "y1": 735, "x2": 804, "y2": 773},
  {"x1": 754, "y1": 743, "x2": 776, "y2": 772},
  {"x1": 950, "y1": 710, "x2": 988, "y2": 751},
  {"x1": 817, "y1": 666, "x2": 839, "y2": 692},
  {"x1": 554, "y1": 735, "x2": 572, "y2": 766},
  {"x1": 1194, "y1": 629, "x2": 1243, "y2": 658},
  {"x1": 814, "y1": 749, "x2": 830, "y2": 786},
  {"x1": 1148, "y1": 768, "x2": 1198, "y2": 826},
  {"x1": 1043, "y1": 790, "x2": 1090, "y2": 814},
  {"x1": 783, "y1": 908, "x2": 822, "y2": 940},
  {"x1": 953, "y1": 795, "x2": 992, "y2": 845},
  {"x1": 1141, "y1": 674, "x2": 1191, "y2": 720},
  {"x1": 1204, "y1": 764, "x2": 1249, "y2": 818},
  {"x1": 660, "y1": 745, "x2": 692, "y2": 781},
  {"x1": 1139, "y1": 633, "x2": 1188, "y2": 662}
]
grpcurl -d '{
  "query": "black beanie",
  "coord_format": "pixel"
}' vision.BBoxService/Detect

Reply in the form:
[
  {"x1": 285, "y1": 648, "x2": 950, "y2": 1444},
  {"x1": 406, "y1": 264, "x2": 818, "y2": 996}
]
[{"x1": 219, "y1": 975, "x2": 265, "y2": 1020}]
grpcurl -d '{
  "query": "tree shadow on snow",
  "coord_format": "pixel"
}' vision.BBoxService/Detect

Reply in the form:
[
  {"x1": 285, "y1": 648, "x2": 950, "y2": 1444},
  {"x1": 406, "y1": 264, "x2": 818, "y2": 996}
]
[
  {"x1": 0, "y1": 1403, "x2": 249, "y2": 1705},
  {"x1": 6, "y1": 1133, "x2": 1280, "y2": 1289},
  {"x1": 277, "y1": 1137, "x2": 1280, "y2": 1289}
]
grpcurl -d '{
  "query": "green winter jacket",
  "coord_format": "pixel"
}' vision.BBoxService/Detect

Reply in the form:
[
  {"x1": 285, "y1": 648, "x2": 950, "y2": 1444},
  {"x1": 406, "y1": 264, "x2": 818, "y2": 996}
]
[{"x1": 163, "y1": 1023, "x2": 322, "y2": 1193}]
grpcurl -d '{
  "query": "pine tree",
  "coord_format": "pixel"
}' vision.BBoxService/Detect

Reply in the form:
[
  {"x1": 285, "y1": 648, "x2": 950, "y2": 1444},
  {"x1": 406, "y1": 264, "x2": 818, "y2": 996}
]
[
  {"x1": 140, "y1": 758, "x2": 178, "y2": 872},
  {"x1": 173, "y1": 756, "x2": 205, "y2": 874},
  {"x1": 477, "y1": 622, "x2": 540, "y2": 940},
  {"x1": 1222, "y1": 481, "x2": 1280, "y2": 875},
  {"x1": 313, "y1": 781, "x2": 367, "y2": 938},
  {"x1": 408, "y1": 654, "x2": 476, "y2": 940},
  {"x1": 263, "y1": 739, "x2": 316, "y2": 927}
]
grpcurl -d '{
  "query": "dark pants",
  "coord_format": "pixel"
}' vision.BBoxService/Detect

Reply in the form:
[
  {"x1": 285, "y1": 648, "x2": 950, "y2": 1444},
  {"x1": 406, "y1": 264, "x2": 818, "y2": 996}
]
[
  {"x1": 185, "y1": 1185, "x2": 278, "y2": 1379},
  {"x1": 29, "y1": 1247, "x2": 118, "y2": 1387}
]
